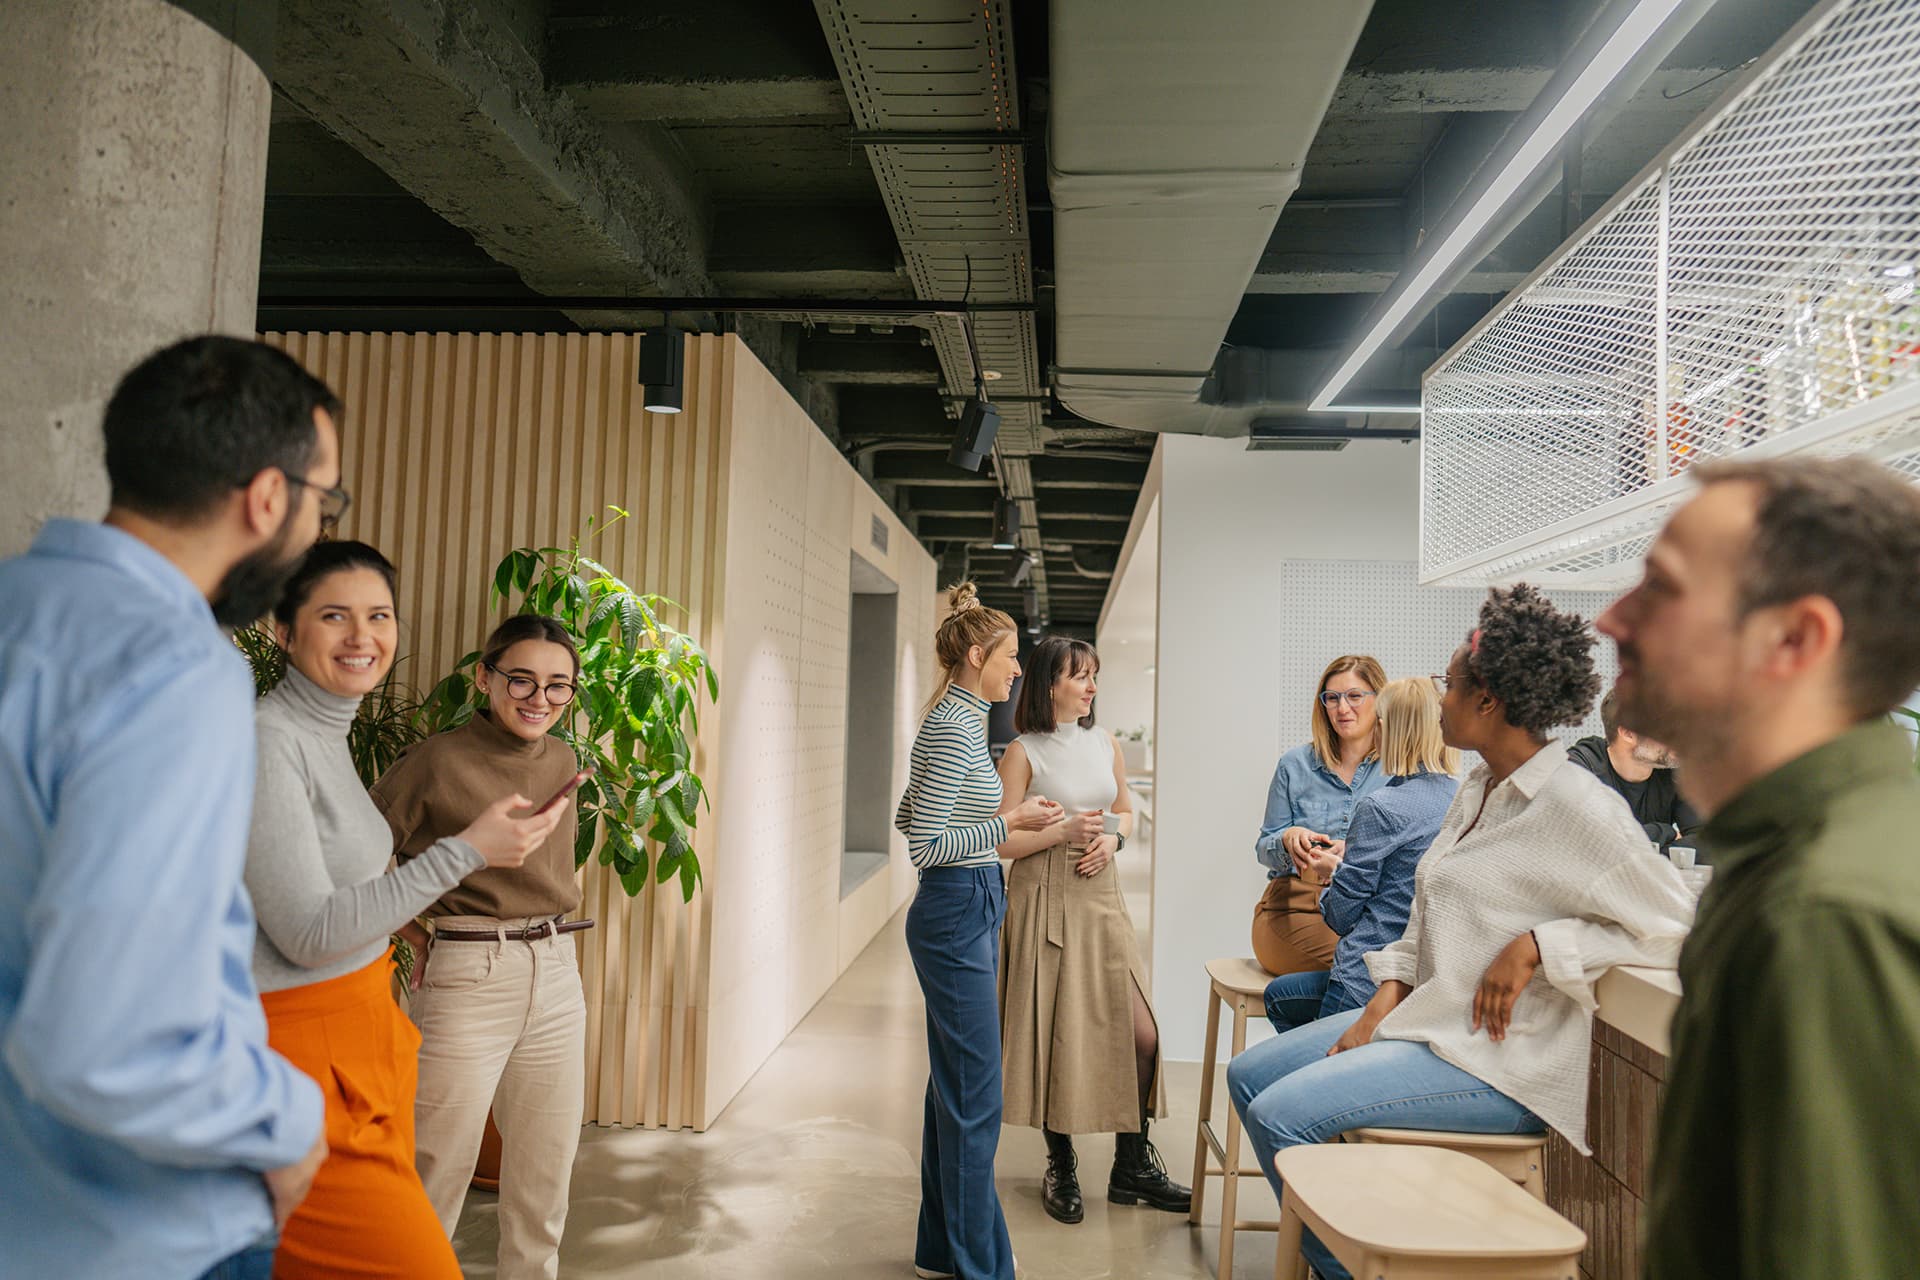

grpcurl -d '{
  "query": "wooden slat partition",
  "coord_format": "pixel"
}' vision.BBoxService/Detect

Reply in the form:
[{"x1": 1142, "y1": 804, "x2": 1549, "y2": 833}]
[
  {"x1": 264, "y1": 330, "x2": 726, "y2": 1127},
  {"x1": 262, "y1": 331, "x2": 934, "y2": 1131}
]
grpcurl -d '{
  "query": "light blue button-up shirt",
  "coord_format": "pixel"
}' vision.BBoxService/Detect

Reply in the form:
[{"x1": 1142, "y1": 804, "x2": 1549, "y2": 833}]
[
  {"x1": 0, "y1": 520, "x2": 323, "y2": 1279},
  {"x1": 1254, "y1": 743, "x2": 1387, "y2": 878}
]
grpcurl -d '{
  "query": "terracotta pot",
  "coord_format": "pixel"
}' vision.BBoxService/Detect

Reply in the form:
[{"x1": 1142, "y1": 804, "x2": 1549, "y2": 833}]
[{"x1": 472, "y1": 1110, "x2": 503, "y2": 1191}]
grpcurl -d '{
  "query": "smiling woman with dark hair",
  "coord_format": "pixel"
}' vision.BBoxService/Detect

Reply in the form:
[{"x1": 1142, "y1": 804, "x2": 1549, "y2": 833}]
[
  {"x1": 245, "y1": 543, "x2": 561, "y2": 1278},
  {"x1": 996, "y1": 637, "x2": 1189, "y2": 1225},
  {"x1": 1226, "y1": 584, "x2": 1694, "y2": 1280}
]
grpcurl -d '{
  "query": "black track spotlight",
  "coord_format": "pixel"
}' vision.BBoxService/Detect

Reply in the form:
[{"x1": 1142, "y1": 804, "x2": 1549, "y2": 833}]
[
  {"x1": 947, "y1": 397, "x2": 1001, "y2": 471},
  {"x1": 1022, "y1": 586, "x2": 1039, "y2": 618},
  {"x1": 991, "y1": 496, "x2": 1020, "y2": 550},
  {"x1": 637, "y1": 323, "x2": 685, "y2": 414},
  {"x1": 1010, "y1": 552, "x2": 1033, "y2": 587}
]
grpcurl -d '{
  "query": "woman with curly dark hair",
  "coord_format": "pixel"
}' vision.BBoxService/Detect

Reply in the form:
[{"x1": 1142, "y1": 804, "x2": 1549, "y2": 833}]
[{"x1": 1225, "y1": 584, "x2": 1695, "y2": 1280}]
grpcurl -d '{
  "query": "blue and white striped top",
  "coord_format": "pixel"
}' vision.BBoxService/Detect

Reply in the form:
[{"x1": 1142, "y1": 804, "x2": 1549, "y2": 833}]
[{"x1": 895, "y1": 686, "x2": 1008, "y2": 869}]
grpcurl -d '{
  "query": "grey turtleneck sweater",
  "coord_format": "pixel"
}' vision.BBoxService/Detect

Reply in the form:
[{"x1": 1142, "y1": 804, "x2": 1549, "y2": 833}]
[{"x1": 244, "y1": 666, "x2": 484, "y2": 992}]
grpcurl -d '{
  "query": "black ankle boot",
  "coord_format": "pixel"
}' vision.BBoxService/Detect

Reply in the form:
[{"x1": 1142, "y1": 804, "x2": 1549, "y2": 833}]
[
  {"x1": 1108, "y1": 1121, "x2": 1193, "y2": 1213},
  {"x1": 1042, "y1": 1128, "x2": 1084, "y2": 1224}
]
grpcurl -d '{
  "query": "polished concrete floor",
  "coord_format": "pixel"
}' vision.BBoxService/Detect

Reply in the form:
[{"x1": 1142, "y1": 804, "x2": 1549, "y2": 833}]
[{"x1": 452, "y1": 839, "x2": 1282, "y2": 1278}]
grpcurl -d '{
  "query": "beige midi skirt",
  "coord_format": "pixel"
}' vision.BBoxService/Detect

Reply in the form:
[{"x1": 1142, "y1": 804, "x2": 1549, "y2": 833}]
[{"x1": 998, "y1": 845, "x2": 1166, "y2": 1134}]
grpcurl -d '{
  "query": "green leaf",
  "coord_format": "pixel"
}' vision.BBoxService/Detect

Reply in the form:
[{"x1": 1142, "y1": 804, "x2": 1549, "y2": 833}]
[
  {"x1": 677, "y1": 857, "x2": 699, "y2": 900},
  {"x1": 513, "y1": 549, "x2": 539, "y2": 594},
  {"x1": 573, "y1": 813, "x2": 599, "y2": 868},
  {"x1": 679, "y1": 772, "x2": 700, "y2": 819},
  {"x1": 493, "y1": 554, "x2": 516, "y2": 603},
  {"x1": 628, "y1": 786, "x2": 657, "y2": 825},
  {"x1": 627, "y1": 666, "x2": 665, "y2": 716},
  {"x1": 619, "y1": 865, "x2": 650, "y2": 897},
  {"x1": 704, "y1": 665, "x2": 720, "y2": 701}
]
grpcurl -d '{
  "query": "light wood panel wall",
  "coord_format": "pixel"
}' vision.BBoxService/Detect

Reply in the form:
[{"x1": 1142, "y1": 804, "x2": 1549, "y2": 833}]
[
  {"x1": 261, "y1": 332, "x2": 935, "y2": 1130},
  {"x1": 264, "y1": 330, "x2": 723, "y2": 1127}
]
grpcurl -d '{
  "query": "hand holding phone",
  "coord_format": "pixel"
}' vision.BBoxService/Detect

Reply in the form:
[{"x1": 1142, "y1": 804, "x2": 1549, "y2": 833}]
[{"x1": 535, "y1": 766, "x2": 596, "y2": 816}]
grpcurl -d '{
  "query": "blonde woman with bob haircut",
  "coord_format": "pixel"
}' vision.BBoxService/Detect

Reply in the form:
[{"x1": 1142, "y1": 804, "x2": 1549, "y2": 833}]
[
  {"x1": 1262, "y1": 677, "x2": 1461, "y2": 1033},
  {"x1": 1251, "y1": 655, "x2": 1390, "y2": 976},
  {"x1": 894, "y1": 584, "x2": 1061, "y2": 1280}
]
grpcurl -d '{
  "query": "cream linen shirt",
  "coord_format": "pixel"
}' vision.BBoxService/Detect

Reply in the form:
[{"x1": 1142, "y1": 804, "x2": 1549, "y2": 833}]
[{"x1": 1364, "y1": 741, "x2": 1695, "y2": 1153}]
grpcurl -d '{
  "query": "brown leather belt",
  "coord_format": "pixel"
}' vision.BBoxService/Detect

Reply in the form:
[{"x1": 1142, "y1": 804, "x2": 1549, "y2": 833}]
[{"x1": 432, "y1": 917, "x2": 596, "y2": 943}]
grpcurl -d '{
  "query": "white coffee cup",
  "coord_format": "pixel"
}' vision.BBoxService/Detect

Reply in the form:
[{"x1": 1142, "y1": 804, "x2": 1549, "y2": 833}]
[{"x1": 1668, "y1": 845, "x2": 1697, "y2": 871}]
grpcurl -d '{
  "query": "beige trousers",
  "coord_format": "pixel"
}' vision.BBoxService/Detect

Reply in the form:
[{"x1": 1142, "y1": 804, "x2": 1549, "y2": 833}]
[{"x1": 409, "y1": 919, "x2": 586, "y2": 1280}]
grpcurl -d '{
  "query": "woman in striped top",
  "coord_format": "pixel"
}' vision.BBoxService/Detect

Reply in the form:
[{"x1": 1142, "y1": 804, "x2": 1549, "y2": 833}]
[{"x1": 896, "y1": 583, "x2": 1062, "y2": 1280}]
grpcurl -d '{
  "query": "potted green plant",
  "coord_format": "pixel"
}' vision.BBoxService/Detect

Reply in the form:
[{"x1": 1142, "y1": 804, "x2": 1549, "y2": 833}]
[{"x1": 416, "y1": 508, "x2": 717, "y2": 900}]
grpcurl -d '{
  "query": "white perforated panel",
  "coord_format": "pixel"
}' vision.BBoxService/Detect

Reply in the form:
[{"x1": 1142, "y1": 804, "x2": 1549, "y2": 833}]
[{"x1": 1274, "y1": 561, "x2": 1621, "y2": 755}]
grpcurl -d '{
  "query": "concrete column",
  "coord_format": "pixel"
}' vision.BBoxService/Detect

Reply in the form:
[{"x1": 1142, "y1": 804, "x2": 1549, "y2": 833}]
[{"x1": 0, "y1": 0, "x2": 275, "y2": 555}]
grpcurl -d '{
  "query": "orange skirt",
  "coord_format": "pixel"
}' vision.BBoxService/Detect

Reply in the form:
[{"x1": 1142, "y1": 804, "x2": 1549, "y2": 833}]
[{"x1": 262, "y1": 951, "x2": 461, "y2": 1280}]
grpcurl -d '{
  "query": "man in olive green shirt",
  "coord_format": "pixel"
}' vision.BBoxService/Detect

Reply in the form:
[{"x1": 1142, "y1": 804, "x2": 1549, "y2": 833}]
[{"x1": 1597, "y1": 456, "x2": 1920, "y2": 1280}]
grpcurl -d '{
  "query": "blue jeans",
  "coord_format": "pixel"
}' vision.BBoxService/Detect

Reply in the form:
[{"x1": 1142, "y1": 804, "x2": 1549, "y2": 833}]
[
  {"x1": 905, "y1": 865, "x2": 1015, "y2": 1280},
  {"x1": 1227, "y1": 1008, "x2": 1544, "y2": 1280},
  {"x1": 196, "y1": 1234, "x2": 277, "y2": 1280},
  {"x1": 1263, "y1": 970, "x2": 1369, "y2": 1034}
]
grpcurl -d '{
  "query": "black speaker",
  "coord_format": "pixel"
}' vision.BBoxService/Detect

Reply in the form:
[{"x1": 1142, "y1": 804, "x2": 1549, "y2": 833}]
[{"x1": 946, "y1": 398, "x2": 1001, "y2": 471}]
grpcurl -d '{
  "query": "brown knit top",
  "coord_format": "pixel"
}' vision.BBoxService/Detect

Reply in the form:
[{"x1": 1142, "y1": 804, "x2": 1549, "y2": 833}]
[{"x1": 371, "y1": 711, "x2": 582, "y2": 921}]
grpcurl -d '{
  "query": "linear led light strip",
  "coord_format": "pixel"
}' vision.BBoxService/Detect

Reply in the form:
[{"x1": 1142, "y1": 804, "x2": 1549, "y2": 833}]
[{"x1": 1310, "y1": 0, "x2": 1706, "y2": 415}]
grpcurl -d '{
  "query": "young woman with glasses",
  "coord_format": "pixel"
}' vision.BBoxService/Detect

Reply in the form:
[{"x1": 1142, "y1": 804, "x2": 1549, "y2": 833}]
[
  {"x1": 373, "y1": 615, "x2": 591, "y2": 1280},
  {"x1": 1250, "y1": 655, "x2": 1390, "y2": 977},
  {"x1": 1260, "y1": 677, "x2": 1459, "y2": 1035}
]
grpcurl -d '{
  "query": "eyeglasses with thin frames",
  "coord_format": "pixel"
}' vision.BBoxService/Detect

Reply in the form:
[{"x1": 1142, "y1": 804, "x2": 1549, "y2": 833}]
[
  {"x1": 1319, "y1": 690, "x2": 1376, "y2": 709},
  {"x1": 283, "y1": 472, "x2": 352, "y2": 533},
  {"x1": 485, "y1": 662, "x2": 577, "y2": 706}
]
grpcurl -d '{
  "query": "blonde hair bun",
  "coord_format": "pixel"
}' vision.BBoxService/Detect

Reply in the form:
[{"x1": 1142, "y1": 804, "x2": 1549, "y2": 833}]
[{"x1": 946, "y1": 581, "x2": 981, "y2": 616}]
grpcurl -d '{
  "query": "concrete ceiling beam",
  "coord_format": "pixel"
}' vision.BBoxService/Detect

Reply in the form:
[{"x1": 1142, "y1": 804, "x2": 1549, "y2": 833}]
[
  {"x1": 710, "y1": 203, "x2": 908, "y2": 298},
  {"x1": 799, "y1": 339, "x2": 943, "y2": 386},
  {"x1": 549, "y1": 0, "x2": 847, "y2": 124},
  {"x1": 275, "y1": 0, "x2": 712, "y2": 310}
]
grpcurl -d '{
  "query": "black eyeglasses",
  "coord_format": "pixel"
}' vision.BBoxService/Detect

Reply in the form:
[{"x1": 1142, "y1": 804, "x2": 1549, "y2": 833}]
[
  {"x1": 484, "y1": 662, "x2": 577, "y2": 706},
  {"x1": 1320, "y1": 690, "x2": 1377, "y2": 709},
  {"x1": 283, "y1": 472, "x2": 352, "y2": 530}
]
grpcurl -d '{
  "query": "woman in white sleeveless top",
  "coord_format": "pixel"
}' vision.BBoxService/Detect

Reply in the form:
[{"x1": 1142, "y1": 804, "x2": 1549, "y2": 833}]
[{"x1": 995, "y1": 637, "x2": 1190, "y2": 1225}]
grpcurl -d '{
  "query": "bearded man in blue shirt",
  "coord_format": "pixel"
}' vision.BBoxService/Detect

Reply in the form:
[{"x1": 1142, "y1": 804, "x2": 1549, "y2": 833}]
[{"x1": 0, "y1": 337, "x2": 344, "y2": 1279}]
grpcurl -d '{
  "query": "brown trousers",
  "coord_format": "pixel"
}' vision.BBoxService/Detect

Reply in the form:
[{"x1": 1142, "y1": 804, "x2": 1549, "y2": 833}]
[{"x1": 1250, "y1": 874, "x2": 1337, "y2": 976}]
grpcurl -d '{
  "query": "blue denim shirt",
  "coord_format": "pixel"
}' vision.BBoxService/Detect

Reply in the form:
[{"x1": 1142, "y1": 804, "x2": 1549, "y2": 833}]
[
  {"x1": 0, "y1": 521, "x2": 322, "y2": 1280},
  {"x1": 1319, "y1": 769, "x2": 1460, "y2": 1010},
  {"x1": 1254, "y1": 743, "x2": 1387, "y2": 878}
]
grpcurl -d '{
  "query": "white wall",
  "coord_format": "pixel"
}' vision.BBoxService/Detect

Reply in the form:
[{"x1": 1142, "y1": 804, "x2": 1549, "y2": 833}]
[{"x1": 1152, "y1": 436, "x2": 1424, "y2": 1061}]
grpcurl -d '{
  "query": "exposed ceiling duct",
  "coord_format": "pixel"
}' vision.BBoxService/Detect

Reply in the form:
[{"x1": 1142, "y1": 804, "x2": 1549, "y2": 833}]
[{"x1": 1047, "y1": 0, "x2": 1377, "y2": 437}]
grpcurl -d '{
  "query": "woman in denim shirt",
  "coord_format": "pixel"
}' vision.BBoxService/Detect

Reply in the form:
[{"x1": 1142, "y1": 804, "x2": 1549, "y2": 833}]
[
  {"x1": 1251, "y1": 655, "x2": 1389, "y2": 975},
  {"x1": 1263, "y1": 677, "x2": 1459, "y2": 1031}
]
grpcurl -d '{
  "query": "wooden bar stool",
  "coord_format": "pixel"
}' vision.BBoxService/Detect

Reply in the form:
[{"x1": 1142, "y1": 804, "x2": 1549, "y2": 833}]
[
  {"x1": 1345, "y1": 1127, "x2": 1549, "y2": 1201},
  {"x1": 1189, "y1": 957, "x2": 1279, "y2": 1280},
  {"x1": 1272, "y1": 1145, "x2": 1585, "y2": 1280}
]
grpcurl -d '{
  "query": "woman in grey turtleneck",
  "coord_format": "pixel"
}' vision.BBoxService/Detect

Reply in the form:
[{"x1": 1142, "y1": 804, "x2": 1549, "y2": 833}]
[{"x1": 243, "y1": 541, "x2": 561, "y2": 1279}]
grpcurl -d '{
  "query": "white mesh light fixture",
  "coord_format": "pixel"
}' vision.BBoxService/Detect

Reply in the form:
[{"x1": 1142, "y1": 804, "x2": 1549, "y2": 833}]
[
  {"x1": 1311, "y1": 0, "x2": 1717, "y2": 415},
  {"x1": 1420, "y1": 0, "x2": 1920, "y2": 588}
]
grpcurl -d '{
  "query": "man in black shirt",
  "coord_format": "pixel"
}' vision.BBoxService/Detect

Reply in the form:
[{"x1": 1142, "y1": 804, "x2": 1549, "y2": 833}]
[{"x1": 1567, "y1": 689, "x2": 1703, "y2": 855}]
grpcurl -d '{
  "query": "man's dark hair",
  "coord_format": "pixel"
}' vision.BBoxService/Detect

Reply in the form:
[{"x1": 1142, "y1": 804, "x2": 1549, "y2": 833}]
[
  {"x1": 103, "y1": 336, "x2": 338, "y2": 523},
  {"x1": 1600, "y1": 688, "x2": 1623, "y2": 743},
  {"x1": 1697, "y1": 456, "x2": 1920, "y2": 718},
  {"x1": 273, "y1": 540, "x2": 397, "y2": 629},
  {"x1": 1014, "y1": 635, "x2": 1098, "y2": 735},
  {"x1": 1465, "y1": 582, "x2": 1600, "y2": 736}
]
